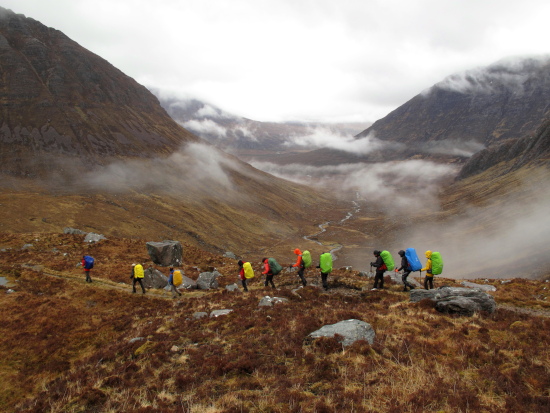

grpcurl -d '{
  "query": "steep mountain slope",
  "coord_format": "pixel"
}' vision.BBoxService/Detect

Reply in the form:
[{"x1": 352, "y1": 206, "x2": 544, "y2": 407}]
[
  {"x1": 0, "y1": 7, "x2": 344, "y2": 255},
  {"x1": 0, "y1": 7, "x2": 199, "y2": 178},
  {"x1": 356, "y1": 56, "x2": 550, "y2": 154}
]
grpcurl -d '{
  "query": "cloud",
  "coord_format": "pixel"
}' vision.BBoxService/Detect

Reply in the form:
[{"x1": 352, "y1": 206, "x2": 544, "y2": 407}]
[
  {"x1": 424, "y1": 140, "x2": 486, "y2": 157},
  {"x1": 251, "y1": 159, "x2": 457, "y2": 214},
  {"x1": 285, "y1": 127, "x2": 387, "y2": 155},
  {"x1": 395, "y1": 182, "x2": 550, "y2": 279},
  {"x1": 82, "y1": 142, "x2": 235, "y2": 196},
  {"x1": 182, "y1": 119, "x2": 228, "y2": 139}
]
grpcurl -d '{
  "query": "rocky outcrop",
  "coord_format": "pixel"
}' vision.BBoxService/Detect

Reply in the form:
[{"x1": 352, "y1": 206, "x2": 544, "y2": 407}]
[
  {"x1": 410, "y1": 287, "x2": 496, "y2": 316},
  {"x1": 146, "y1": 241, "x2": 183, "y2": 267},
  {"x1": 258, "y1": 296, "x2": 289, "y2": 307},
  {"x1": 197, "y1": 271, "x2": 220, "y2": 290},
  {"x1": 143, "y1": 267, "x2": 168, "y2": 289},
  {"x1": 307, "y1": 319, "x2": 375, "y2": 346}
]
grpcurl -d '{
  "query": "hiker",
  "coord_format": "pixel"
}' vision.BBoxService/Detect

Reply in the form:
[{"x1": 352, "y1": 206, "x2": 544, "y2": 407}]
[
  {"x1": 370, "y1": 250, "x2": 386, "y2": 290},
  {"x1": 168, "y1": 267, "x2": 182, "y2": 298},
  {"x1": 396, "y1": 250, "x2": 415, "y2": 292},
  {"x1": 289, "y1": 248, "x2": 307, "y2": 287},
  {"x1": 261, "y1": 257, "x2": 276, "y2": 288},
  {"x1": 130, "y1": 263, "x2": 146, "y2": 294},
  {"x1": 316, "y1": 252, "x2": 333, "y2": 291},
  {"x1": 81, "y1": 255, "x2": 94, "y2": 283},
  {"x1": 421, "y1": 250, "x2": 434, "y2": 290},
  {"x1": 238, "y1": 260, "x2": 249, "y2": 292}
]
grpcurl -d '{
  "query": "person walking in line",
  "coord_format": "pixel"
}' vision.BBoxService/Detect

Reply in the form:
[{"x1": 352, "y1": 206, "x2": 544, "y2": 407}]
[
  {"x1": 168, "y1": 267, "x2": 182, "y2": 298},
  {"x1": 238, "y1": 260, "x2": 249, "y2": 292},
  {"x1": 81, "y1": 255, "x2": 94, "y2": 283},
  {"x1": 289, "y1": 248, "x2": 307, "y2": 287},
  {"x1": 421, "y1": 250, "x2": 434, "y2": 290},
  {"x1": 316, "y1": 251, "x2": 333, "y2": 291},
  {"x1": 130, "y1": 263, "x2": 146, "y2": 294},
  {"x1": 370, "y1": 250, "x2": 386, "y2": 290},
  {"x1": 262, "y1": 258, "x2": 276, "y2": 288},
  {"x1": 396, "y1": 250, "x2": 416, "y2": 292}
]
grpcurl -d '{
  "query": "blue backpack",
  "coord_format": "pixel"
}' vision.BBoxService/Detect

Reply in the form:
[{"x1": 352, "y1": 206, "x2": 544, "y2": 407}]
[
  {"x1": 405, "y1": 248, "x2": 422, "y2": 272},
  {"x1": 83, "y1": 255, "x2": 95, "y2": 269}
]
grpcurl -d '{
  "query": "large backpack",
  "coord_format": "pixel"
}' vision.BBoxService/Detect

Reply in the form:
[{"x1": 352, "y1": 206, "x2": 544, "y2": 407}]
[
  {"x1": 243, "y1": 262, "x2": 255, "y2": 279},
  {"x1": 302, "y1": 250, "x2": 312, "y2": 268},
  {"x1": 83, "y1": 255, "x2": 94, "y2": 269},
  {"x1": 380, "y1": 250, "x2": 395, "y2": 271},
  {"x1": 431, "y1": 252, "x2": 444, "y2": 275},
  {"x1": 319, "y1": 252, "x2": 333, "y2": 274},
  {"x1": 173, "y1": 270, "x2": 183, "y2": 286},
  {"x1": 405, "y1": 248, "x2": 422, "y2": 272},
  {"x1": 268, "y1": 258, "x2": 283, "y2": 275}
]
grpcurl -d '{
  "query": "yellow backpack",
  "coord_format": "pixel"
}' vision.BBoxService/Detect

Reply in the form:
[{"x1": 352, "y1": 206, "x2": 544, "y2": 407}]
[
  {"x1": 243, "y1": 262, "x2": 255, "y2": 279},
  {"x1": 173, "y1": 270, "x2": 183, "y2": 286}
]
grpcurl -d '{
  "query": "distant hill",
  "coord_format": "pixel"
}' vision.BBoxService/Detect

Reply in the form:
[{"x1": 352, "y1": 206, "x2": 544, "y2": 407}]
[
  {"x1": 356, "y1": 56, "x2": 550, "y2": 159},
  {"x1": 157, "y1": 94, "x2": 370, "y2": 156}
]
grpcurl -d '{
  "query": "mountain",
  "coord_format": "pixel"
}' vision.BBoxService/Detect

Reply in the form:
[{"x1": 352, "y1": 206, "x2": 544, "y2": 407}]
[
  {"x1": 0, "y1": 7, "x2": 343, "y2": 256},
  {"x1": 356, "y1": 56, "x2": 550, "y2": 158},
  {"x1": 157, "y1": 94, "x2": 370, "y2": 158}
]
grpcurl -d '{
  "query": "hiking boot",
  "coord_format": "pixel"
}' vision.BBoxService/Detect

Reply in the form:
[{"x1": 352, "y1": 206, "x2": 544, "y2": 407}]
[{"x1": 403, "y1": 287, "x2": 408, "y2": 292}]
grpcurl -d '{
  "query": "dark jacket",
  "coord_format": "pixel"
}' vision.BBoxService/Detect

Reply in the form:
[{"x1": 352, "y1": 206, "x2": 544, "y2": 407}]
[
  {"x1": 397, "y1": 250, "x2": 408, "y2": 272},
  {"x1": 370, "y1": 256, "x2": 386, "y2": 271}
]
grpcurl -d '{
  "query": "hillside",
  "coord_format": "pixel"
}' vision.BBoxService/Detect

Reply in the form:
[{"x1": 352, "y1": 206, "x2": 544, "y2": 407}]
[
  {"x1": 0, "y1": 232, "x2": 549, "y2": 412},
  {"x1": 0, "y1": 7, "x2": 345, "y2": 255},
  {"x1": 356, "y1": 56, "x2": 550, "y2": 159}
]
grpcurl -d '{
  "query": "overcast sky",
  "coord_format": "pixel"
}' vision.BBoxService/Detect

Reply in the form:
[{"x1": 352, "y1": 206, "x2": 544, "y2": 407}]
[{"x1": 4, "y1": 0, "x2": 550, "y2": 123}]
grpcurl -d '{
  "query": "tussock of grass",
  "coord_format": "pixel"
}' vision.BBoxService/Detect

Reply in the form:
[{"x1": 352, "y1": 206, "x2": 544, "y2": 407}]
[{"x1": 0, "y1": 232, "x2": 549, "y2": 412}]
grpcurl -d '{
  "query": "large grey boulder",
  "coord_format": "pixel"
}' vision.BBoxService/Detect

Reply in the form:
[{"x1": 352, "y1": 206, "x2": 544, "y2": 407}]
[
  {"x1": 143, "y1": 267, "x2": 168, "y2": 289},
  {"x1": 146, "y1": 241, "x2": 183, "y2": 267},
  {"x1": 410, "y1": 287, "x2": 496, "y2": 315},
  {"x1": 197, "y1": 271, "x2": 221, "y2": 290},
  {"x1": 308, "y1": 319, "x2": 375, "y2": 346},
  {"x1": 461, "y1": 281, "x2": 497, "y2": 292},
  {"x1": 63, "y1": 227, "x2": 87, "y2": 235},
  {"x1": 180, "y1": 275, "x2": 197, "y2": 290}
]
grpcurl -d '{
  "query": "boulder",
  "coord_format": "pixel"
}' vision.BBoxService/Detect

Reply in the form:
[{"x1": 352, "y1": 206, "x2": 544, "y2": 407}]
[
  {"x1": 192, "y1": 312, "x2": 208, "y2": 320},
  {"x1": 223, "y1": 251, "x2": 237, "y2": 259},
  {"x1": 225, "y1": 283, "x2": 239, "y2": 292},
  {"x1": 410, "y1": 287, "x2": 496, "y2": 315},
  {"x1": 146, "y1": 240, "x2": 183, "y2": 267},
  {"x1": 259, "y1": 296, "x2": 290, "y2": 307},
  {"x1": 180, "y1": 275, "x2": 197, "y2": 290},
  {"x1": 308, "y1": 319, "x2": 375, "y2": 346},
  {"x1": 210, "y1": 309, "x2": 233, "y2": 317},
  {"x1": 197, "y1": 271, "x2": 220, "y2": 290},
  {"x1": 84, "y1": 232, "x2": 106, "y2": 243},
  {"x1": 143, "y1": 267, "x2": 168, "y2": 289},
  {"x1": 461, "y1": 281, "x2": 497, "y2": 292},
  {"x1": 63, "y1": 227, "x2": 87, "y2": 235}
]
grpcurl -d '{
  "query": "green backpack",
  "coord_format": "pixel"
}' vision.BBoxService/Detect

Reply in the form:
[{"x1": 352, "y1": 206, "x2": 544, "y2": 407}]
[
  {"x1": 319, "y1": 252, "x2": 333, "y2": 274},
  {"x1": 268, "y1": 258, "x2": 283, "y2": 275},
  {"x1": 302, "y1": 250, "x2": 312, "y2": 268},
  {"x1": 380, "y1": 250, "x2": 395, "y2": 271},
  {"x1": 430, "y1": 252, "x2": 443, "y2": 275}
]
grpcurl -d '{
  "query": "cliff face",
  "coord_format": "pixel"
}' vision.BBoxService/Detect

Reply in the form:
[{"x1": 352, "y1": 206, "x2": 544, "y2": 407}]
[
  {"x1": 0, "y1": 7, "x2": 198, "y2": 177},
  {"x1": 356, "y1": 57, "x2": 550, "y2": 149}
]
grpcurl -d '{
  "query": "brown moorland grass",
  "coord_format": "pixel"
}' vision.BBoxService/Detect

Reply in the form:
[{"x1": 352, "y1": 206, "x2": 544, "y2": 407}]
[{"x1": 0, "y1": 232, "x2": 549, "y2": 412}]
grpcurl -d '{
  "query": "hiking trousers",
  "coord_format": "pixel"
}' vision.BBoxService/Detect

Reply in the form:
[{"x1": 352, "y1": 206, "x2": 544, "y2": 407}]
[
  {"x1": 133, "y1": 278, "x2": 146, "y2": 294},
  {"x1": 84, "y1": 270, "x2": 92, "y2": 283},
  {"x1": 297, "y1": 267, "x2": 307, "y2": 286},
  {"x1": 264, "y1": 273, "x2": 276, "y2": 288},
  {"x1": 424, "y1": 275, "x2": 434, "y2": 290},
  {"x1": 241, "y1": 278, "x2": 248, "y2": 292},
  {"x1": 373, "y1": 271, "x2": 385, "y2": 289},
  {"x1": 402, "y1": 271, "x2": 415, "y2": 289},
  {"x1": 321, "y1": 272, "x2": 329, "y2": 291},
  {"x1": 170, "y1": 283, "x2": 181, "y2": 297}
]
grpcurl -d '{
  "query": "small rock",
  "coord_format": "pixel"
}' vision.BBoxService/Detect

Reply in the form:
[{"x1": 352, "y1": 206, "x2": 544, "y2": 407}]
[
  {"x1": 210, "y1": 309, "x2": 233, "y2": 317},
  {"x1": 129, "y1": 337, "x2": 145, "y2": 344}
]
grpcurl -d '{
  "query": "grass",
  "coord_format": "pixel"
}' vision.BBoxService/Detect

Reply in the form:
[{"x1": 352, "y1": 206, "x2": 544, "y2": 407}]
[{"x1": 0, "y1": 232, "x2": 549, "y2": 412}]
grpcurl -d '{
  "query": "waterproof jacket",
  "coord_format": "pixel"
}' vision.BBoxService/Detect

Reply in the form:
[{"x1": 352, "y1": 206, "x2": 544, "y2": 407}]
[
  {"x1": 371, "y1": 256, "x2": 387, "y2": 271},
  {"x1": 133, "y1": 264, "x2": 145, "y2": 279},
  {"x1": 397, "y1": 251, "x2": 408, "y2": 272},
  {"x1": 421, "y1": 251, "x2": 433, "y2": 276},
  {"x1": 292, "y1": 249, "x2": 304, "y2": 269},
  {"x1": 239, "y1": 266, "x2": 245, "y2": 280},
  {"x1": 262, "y1": 260, "x2": 272, "y2": 275}
]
